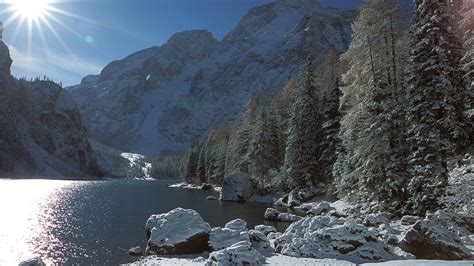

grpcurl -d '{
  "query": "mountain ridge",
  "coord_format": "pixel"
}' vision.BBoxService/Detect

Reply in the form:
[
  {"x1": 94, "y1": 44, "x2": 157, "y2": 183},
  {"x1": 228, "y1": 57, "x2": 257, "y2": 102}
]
[{"x1": 68, "y1": 0, "x2": 356, "y2": 155}]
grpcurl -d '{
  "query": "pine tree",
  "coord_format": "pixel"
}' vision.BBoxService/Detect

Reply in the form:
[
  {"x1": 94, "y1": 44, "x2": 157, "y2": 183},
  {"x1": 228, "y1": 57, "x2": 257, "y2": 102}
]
[
  {"x1": 320, "y1": 78, "x2": 342, "y2": 182},
  {"x1": 406, "y1": 0, "x2": 469, "y2": 214},
  {"x1": 336, "y1": 0, "x2": 410, "y2": 209},
  {"x1": 184, "y1": 140, "x2": 200, "y2": 183},
  {"x1": 196, "y1": 141, "x2": 207, "y2": 183},
  {"x1": 248, "y1": 106, "x2": 281, "y2": 183},
  {"x1": 285, "y1": 58, "x2": 323, "y2": 188}
]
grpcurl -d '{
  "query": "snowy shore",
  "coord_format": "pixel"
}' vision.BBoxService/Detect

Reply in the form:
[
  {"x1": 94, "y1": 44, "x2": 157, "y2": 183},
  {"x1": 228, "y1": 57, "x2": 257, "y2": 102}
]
[{"x1": 130, "y1": 198, "x2": 473, "y2": 265}]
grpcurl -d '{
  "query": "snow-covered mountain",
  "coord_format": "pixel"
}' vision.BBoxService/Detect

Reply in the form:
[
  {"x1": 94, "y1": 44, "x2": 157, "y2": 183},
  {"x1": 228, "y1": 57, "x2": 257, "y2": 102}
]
[
  {"x1": 68, "y1": 0, "x2": 355, "y2": 155},
  {"x1": 0, "y1": 40, "x2": 99, "y2": 178}
]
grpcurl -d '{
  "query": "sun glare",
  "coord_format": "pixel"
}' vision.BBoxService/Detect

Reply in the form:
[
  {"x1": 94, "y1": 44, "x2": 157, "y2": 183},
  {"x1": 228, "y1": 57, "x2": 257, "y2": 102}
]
[{"x1": 9, "y1": 0, "x2": 51, "y2": 21}]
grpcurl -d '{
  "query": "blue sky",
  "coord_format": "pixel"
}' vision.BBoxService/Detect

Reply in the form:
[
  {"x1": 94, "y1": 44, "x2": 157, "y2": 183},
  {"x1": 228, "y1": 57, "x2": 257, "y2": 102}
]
[{"x1": 0, "y1": 0, "x2": 362, "y2": 86}]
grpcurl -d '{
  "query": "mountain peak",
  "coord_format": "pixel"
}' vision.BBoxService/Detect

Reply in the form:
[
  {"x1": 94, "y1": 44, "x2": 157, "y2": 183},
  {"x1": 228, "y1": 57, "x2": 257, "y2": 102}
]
[
  {"x1": 166, "y1": 30, "x2": 216, "y2": 45},
  {"x1": 275, "y1": 0, "x2": 321, "y2": 10},
  {"x1": 0, "y1": 40, "x2": 12, "y2": 79}
]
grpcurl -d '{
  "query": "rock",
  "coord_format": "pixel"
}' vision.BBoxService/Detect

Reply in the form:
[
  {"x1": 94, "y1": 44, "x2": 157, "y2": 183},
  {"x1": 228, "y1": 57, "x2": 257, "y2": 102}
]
[
  {"x1": 128, "y1": 246, "x2": 142, "y2": 256},
  {"x1": 401, "y1": 215, "x2": 420, "y2": 226},
  {"x1": 205, "y1": 241, "x2": 265, "y2": 266},
  {"x1": 274, "y1": 194, "x2": 289, "y2": 207},
  {"x1": 399, "y1": 213, "x2": 473, "y2": 260},
  {"x1": 305, "y1": 201, "x2": 335, "y2": 216},
  {"x1": 273, "y1": 216, "x2": 410, "y2": 262},
  {"x1": 363, "y1": 213, "x2": 392, "y2": 227},
  {"x1": 327, "y1": 209, "x2": 347, "y2": 218},
  {"x1": 201, "y1": 183, "x2": 213, "y2": 191},
  {"x1": 264, "y1": 208, "x2": 302, "y2": 222},
  {"x1": 267, "y1": 232, "x2": 283, "y2": 240},
  {"x1": 0, "y1": 40, "x2": 12, "y2": 79},
  {"x1": 209, "y1": 227, "x2": 250, "y2": 251},
  {"x1": 18, "y1": 257, "x2": 45, "y2": 266},
  {"x1": 220, "y1": 172, "x2": 254, "y2": 202},
  {"x1": 254, "y1": 224, "x2": 277, "y2": 236},
  {"x1": 264, "y1": 208, "x2": 280, "y2": 221},
  {"x1": 287, "y1": 190, "x2": 302, "y2": 207},
  {"x1": 206, "y1": 196, "x2": 218, "y2": 200},
  {"x1": 249, "y1": 229, "x2": 272, "y2": 251},
  {"x1": 225, "y1": 218, "x2": 247, "y2": 231},
  {"x1": 145, "y1": 208, "x2": 211, "y2": 255}
]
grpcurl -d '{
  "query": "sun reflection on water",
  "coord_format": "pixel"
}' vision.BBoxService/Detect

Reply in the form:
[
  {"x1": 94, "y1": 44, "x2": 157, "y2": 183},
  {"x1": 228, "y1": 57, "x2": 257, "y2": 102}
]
[{"x1": 0, "y1": 179, "x2": 71, "y2": 264}]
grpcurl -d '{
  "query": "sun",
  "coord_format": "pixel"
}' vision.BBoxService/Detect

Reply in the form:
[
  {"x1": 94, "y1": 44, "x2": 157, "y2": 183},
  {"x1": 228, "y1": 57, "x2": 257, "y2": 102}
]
[{"x1": 8, "y1": 0, "x2": 51, "y2": 21}]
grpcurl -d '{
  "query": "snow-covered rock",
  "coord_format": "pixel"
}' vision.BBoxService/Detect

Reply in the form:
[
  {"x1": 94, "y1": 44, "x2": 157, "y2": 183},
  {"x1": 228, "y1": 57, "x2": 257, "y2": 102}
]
[
  {"x1": 225, "y1": 219, "x2": 247, "y2": 231},
  {"x1": 400, "y1": 215, "x2": 420, "y2": 226},
  {"x1": 206, "y1": 196, "x2": 218, "y2": 201},
  {"x1": 249, "y1": 229, "x2": 272, "y2": 251},
  {"x1": 363, "y1": 213, "x2": 392, "y2": 227},
  {"x1": 205, "y1": 241, "x2": 265, "y2": 266},
  {"x1": 145, "y1": 208, "x2": 211, "y2": 255},
  {"x1": 208, "y1": 227, "x2": 250, "y2": 251},
  {"x1": 220, "y1": 173, "x2": 255, "y2": 202},
  {"x1": 399, "y1": 210, "x2": 473, "y2": 260},
  {"x1": 273, "y1": 216, "x2": 411, "y2": 263},
  {"x1": 128, "y1": 246, "x2": 143, "y2": 256},
  {"x1": 67, "y1": 1, "x2": 355, "y2": 155},
  {"x1": 264, "y1": 208, "x2": 302, "y2": 222},
  {"x1": 254, "y1": 224, "x2": 277, "y2": 236},
  {"x1": 301, "y1": 201, "x2": 335, "y2": 216}
]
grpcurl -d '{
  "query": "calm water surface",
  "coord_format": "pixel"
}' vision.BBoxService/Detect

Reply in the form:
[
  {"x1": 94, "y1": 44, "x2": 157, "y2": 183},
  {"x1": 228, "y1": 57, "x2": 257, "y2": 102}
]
[{"x1": 0, "y1": 179, "x2": 276, "y2": 264}]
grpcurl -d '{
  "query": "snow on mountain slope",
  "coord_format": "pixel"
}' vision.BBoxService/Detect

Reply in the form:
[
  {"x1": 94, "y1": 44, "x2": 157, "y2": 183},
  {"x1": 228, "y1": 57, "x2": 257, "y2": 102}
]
[{"x1": 68, "y1": 0, "x2": 355, "y2": 155}]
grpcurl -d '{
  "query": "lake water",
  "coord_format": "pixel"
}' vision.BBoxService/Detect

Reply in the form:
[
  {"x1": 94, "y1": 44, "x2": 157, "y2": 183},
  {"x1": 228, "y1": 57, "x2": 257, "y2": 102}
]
[{"x1": 0, "y1": 179, "x2": 277, "y2": 264}]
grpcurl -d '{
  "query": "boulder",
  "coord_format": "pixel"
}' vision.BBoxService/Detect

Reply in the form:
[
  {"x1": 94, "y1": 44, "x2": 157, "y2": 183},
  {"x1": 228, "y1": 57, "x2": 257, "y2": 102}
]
[
  {"x1": 305, "y1": 201, "x2": 335, "y2": 216},
  {"x1": 145, "y1": 208, "x2": 211, "y2": 255},
  {"x1": 363, "y1": 212, "x2": 392, "y2": 227},
  {"x1": 249, "y1": 229, "x2": 272, "y2": 251},
  {"x1": 401, "y1": 215, "x2": 420, "y2": 226},
  {"x1": 220, "y1": 172, "x2": 254, "y2": 202},
  {"x1": 254, "y1": 224, "x2": 277, "y2": 236},
  {"x1": 209, "y1": 227, "x2": 250, "y2": 251},
  {"x1": 128, "y1": 246, "x2": 143, "y2": 256},
  {"x1": 225, "y1": 218, "x2": 247, "y2": 231},
  {"x1": 273, "y1": 216, "x2": 411, "y2": 263},
  {"x1": 399, "y1": 215, "x2": 473, "y2": 260},
  {"x1": 264, "y1": 208, "x2": 302, "y2": 222},
  {"x1": 205, "y1": 241, "x2": 265, "y2": 266}
]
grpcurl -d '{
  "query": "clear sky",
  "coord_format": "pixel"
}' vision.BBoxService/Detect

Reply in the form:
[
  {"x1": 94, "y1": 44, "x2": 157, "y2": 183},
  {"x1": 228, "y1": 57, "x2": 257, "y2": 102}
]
[{"x1": 0, "y1": 0, "x2": 362, "y2": 86}]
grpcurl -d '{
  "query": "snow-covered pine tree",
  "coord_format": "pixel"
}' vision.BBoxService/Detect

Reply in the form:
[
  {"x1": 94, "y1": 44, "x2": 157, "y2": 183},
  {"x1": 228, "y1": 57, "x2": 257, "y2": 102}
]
[
  {"x1": 248, "y1": 105, "x2": 282, "y2": 184},
  {"x1": 196, "y1": 140, "x2": 207, "y2": 183},
  {"x1": 319, "y1": 78, "x2": 342, "y2": 182},
  {"x1": 284, "y1": 57, "x2": 323, "y2": 188},
  {"x1": 460, "y1": 0, "x2": 474, "y2": 145},
  {"x1": 225, "y1": 95, "x2": 261, "y2": 175},
  {"x1": 336, "y1": 0, "x2": 409, "y2": 210},
  {"x1": 206, "y1": 124, "x2": 231, "y2": 185},
  {"x1": 406, "y1": 0, "x2": 469, "y2": 214},
  {"x1": 184, "y1": 140, "x2": 200, "y2": 183}
]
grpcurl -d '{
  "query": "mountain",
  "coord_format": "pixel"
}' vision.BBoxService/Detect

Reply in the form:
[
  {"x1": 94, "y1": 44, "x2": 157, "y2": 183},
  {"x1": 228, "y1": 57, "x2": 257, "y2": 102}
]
[
  {"x1": 68, "y1": 0, "x2": 356, "y2": 155},
  {"x1": 0, "y1": 39, "x2": 99, "y2": 179}
]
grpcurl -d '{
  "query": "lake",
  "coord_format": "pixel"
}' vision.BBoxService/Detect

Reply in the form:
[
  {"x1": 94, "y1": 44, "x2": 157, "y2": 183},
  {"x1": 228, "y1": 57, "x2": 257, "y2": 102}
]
[{"x1": 0, "y1": 179, "x2": 277, "y2": 264}]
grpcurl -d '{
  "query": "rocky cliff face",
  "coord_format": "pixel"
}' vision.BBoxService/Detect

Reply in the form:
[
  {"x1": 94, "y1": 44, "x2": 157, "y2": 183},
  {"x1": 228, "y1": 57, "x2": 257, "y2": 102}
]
[
  {"x1": 0, "y1": 40, "x2": 99, "y2": 178},
  {"x1": 68, "y1": 0, "x2": 355, "y2": 155}
]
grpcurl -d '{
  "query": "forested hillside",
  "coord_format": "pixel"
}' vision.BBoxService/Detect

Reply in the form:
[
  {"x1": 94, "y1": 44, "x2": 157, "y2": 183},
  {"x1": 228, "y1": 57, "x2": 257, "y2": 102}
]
[{"x1": 183, "y1": 0, "x2": 473, "y2": 216}]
